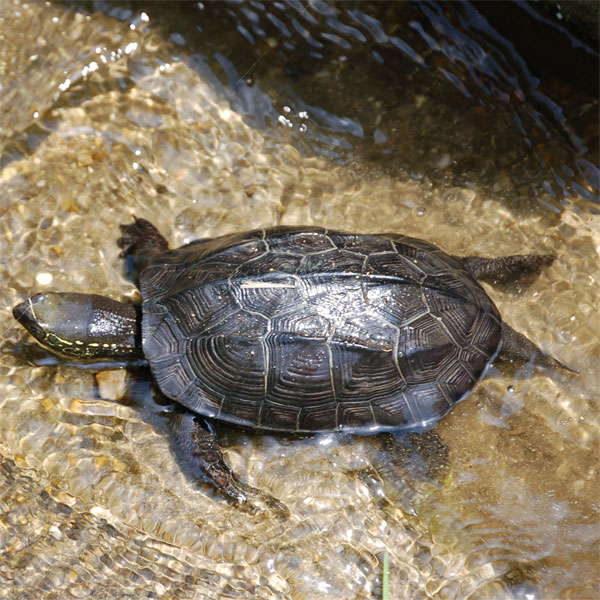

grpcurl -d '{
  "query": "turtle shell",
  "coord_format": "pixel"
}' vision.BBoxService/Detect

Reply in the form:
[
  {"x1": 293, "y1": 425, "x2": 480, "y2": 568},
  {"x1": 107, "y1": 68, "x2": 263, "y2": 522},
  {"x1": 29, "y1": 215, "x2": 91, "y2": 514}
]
[{"x1": 140, "y1": 227, "x2": 501, "y2": 433}]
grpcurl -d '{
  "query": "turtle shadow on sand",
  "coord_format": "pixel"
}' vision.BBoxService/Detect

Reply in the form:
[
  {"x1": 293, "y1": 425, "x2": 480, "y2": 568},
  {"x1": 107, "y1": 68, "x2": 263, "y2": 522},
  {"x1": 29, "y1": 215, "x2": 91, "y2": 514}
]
[{"x1": 12, "y1": 217, "x2": 575, "y2": 513}]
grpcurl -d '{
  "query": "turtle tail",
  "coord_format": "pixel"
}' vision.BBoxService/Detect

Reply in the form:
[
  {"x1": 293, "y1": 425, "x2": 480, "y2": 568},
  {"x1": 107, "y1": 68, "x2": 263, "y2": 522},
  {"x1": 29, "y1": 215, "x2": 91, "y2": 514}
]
[{"x1": 497, "y1": 322, "x2": 577, "y2": 373}]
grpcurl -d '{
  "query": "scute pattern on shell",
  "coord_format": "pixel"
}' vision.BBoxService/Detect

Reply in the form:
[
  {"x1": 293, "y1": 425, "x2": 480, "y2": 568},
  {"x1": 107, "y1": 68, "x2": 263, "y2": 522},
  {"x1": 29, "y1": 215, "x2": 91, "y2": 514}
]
[{"x1": 140, "y1": 227, "x2": 501, "y2": 433}]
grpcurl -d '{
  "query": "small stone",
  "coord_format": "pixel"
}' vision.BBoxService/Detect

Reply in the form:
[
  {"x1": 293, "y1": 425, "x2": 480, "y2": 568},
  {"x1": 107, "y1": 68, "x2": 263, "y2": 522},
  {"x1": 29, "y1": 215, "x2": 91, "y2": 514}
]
[
  {"x1": 244, "y1": 184, "x2": 257, "y2": 197},
  {"x1": 77, "y1": 152, "x2": 93, "y2": 167},
  {"x1": 96, "y1": 370, "x2": 127, "y2": 400},
  {"x1": 49, "y1": 524, "x2": 63, "y2": 540},
  {"x1": 35, "y1": 272, "x2": 53, "y2": 286}
]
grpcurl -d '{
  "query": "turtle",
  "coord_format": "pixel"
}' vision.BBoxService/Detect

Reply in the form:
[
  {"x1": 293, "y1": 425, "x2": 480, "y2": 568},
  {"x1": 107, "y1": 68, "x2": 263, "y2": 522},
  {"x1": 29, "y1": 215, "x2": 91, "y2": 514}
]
[{"x1": 12, "y1": 217, "x2": 573, "y2": 505}]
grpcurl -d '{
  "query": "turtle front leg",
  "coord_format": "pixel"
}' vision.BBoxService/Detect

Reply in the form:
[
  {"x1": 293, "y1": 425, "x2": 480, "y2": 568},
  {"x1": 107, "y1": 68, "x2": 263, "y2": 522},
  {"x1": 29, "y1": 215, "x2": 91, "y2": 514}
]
[
  {"x1": 171, "y1": 412, "x2": 248, "y2": 502},
  {"x1": 171, "y1": 411, "x2": 288, "y2": 517},
  {"x1": 118, "y1": 217, "x2": 170, "y2": 275}
]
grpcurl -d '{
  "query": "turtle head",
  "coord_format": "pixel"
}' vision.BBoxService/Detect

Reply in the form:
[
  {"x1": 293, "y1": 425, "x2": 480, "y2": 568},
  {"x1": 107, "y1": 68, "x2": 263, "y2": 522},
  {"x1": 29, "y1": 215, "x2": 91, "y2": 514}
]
[
  {"x1": 13, "y1": 292, "x2": 141, "y2": 360},
  {"x1": 13, "y1": 292, "x2": 86, "y2": 355}
]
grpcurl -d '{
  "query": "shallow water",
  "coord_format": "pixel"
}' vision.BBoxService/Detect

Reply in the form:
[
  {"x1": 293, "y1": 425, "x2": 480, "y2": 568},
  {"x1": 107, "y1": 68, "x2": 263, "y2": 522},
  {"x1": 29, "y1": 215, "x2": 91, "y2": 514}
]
[{"x1": 0, "y1": 1, "x2": 598, "y2": 598}]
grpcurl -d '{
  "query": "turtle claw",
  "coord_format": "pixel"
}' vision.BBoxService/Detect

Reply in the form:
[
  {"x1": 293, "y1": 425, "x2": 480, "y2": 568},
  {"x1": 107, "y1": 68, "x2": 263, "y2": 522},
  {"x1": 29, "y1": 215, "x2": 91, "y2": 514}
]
[{"x1": 222, "y1": 477, "x2": 290, "y2": 520}]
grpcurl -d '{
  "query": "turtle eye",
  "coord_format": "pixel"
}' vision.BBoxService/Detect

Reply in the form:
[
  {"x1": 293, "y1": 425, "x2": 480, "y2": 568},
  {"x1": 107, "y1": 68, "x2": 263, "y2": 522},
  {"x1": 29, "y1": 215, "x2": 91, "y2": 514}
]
[{"x1": 24, "y1": 322, "x2": 45, "y2": 341}]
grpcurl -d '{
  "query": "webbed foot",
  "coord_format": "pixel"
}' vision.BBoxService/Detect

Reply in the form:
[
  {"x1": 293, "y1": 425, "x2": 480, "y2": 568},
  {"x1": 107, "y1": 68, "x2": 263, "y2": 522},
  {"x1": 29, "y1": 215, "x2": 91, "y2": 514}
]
[{"x1": 171, "y1": 411, "x2": 288, "y2": 518}]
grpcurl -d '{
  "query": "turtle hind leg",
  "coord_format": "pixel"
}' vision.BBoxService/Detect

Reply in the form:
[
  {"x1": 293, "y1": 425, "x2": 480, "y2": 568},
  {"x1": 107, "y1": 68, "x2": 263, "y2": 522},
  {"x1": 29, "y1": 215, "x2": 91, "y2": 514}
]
[
  {"x1": 498, "y1": 321, "x2": 577, "y2": 373},
  {"x1": 381, "y1": 429, "x2": 450, "y2": 481},
  {"x1": 171, "y1": 411, "x2": 289, "y2": 518},
  {"x1": 118, "y1": 217, "x2": 169, "y2": 276},
  {"x1": 372, "y1": 430, "x2": 450, "y2": 517},
  {"x1": 461, "y1": 254, "x2": 555, "y2": 284}
]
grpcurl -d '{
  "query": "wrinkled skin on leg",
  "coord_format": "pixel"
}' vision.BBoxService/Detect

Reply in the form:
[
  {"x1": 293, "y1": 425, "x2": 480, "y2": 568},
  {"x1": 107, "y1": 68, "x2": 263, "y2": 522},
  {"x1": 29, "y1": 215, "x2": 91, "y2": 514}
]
[
  {"x1": 460, "y1": 253, "x2": 556, "y2": 284},
  {"x1": 171, "y1": 412, "x2": 249, "y2": 503},
  {"x1": 118, "y1": 217, "x2": 170, "y2": 281},
  {"x1": 171, "y1": 412, "x2": 289, "y2": 517}
]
